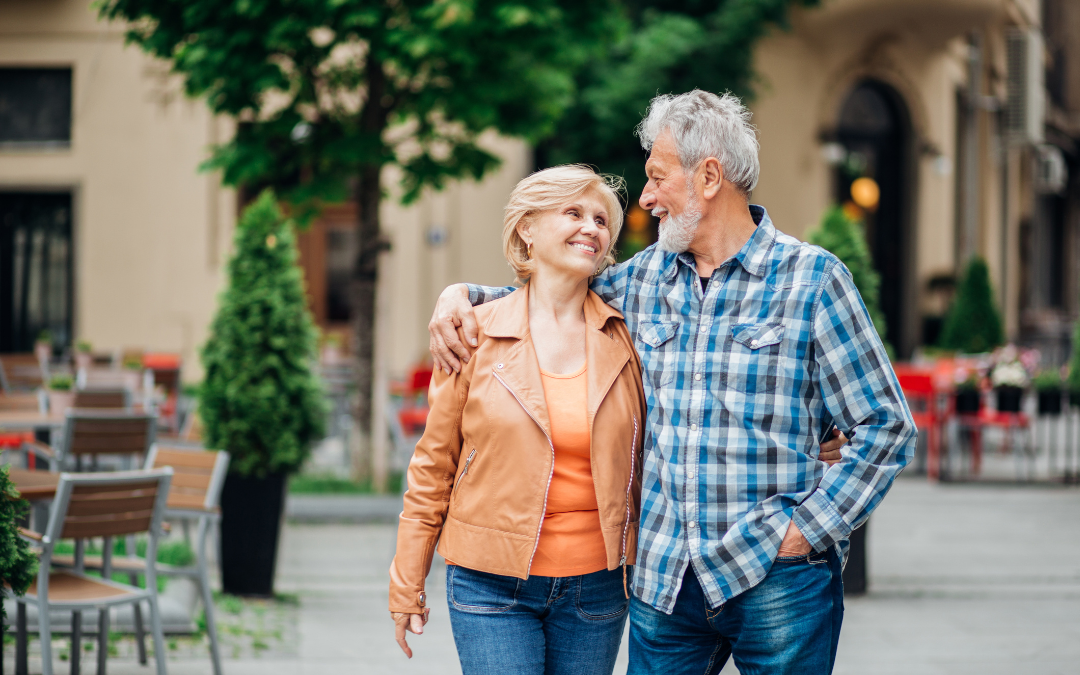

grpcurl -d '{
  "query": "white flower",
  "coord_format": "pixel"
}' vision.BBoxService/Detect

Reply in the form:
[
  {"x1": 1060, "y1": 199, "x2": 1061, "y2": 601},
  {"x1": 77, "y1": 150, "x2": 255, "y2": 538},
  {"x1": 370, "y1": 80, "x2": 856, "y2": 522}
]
[{"x1": 991, "y1": 361, "x2": 1029, "y2": 388}]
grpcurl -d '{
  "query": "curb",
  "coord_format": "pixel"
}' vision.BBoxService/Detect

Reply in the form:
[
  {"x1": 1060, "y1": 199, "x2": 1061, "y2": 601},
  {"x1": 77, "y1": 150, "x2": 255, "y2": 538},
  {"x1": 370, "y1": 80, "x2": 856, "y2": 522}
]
[{"x1": 285, "y1": 494, "x2": 403, "y2": 523}]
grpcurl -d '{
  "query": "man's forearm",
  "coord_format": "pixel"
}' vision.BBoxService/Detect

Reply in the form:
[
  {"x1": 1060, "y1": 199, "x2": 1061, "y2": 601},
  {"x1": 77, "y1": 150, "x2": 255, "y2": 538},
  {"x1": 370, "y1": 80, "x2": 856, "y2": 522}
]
[{"x1": 466, "y1": 284, "x2": 516, "y2": 306}]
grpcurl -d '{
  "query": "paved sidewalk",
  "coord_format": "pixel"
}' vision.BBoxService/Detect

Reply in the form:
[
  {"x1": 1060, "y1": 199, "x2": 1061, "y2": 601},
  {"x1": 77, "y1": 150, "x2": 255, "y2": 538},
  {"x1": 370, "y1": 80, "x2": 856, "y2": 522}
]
[{"x1": 11, "y1": 476, "x2": 1080, "y2": 674}]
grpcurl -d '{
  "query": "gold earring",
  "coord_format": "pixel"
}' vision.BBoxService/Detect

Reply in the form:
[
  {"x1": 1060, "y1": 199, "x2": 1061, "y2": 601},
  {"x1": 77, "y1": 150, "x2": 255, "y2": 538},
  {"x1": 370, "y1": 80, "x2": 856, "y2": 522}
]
[{"x1": 526, "y1": 242, "x2": 532, "y2": 259}]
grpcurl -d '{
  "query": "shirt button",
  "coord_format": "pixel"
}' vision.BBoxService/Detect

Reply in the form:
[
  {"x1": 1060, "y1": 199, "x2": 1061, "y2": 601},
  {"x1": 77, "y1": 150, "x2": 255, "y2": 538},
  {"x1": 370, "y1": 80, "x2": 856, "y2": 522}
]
[
  {"x1": 688, "y1": 521, "x2": 697, "y2": 529},
  {"x1": 699, "y1": 325, "x2": 708, "y2": 333},
  {"x1": 688, "y1": 469, "x2": 696, "y2": 479},
  {"x1": 496, "y1": 363, "x2": 504, "y2": 369},
  {"x1": 690, "y1": 423, "x2": 698, "y2": 431},
  {"x1": 694, "y1": 373, "x2": 702, "y2": 381},
  {"x1": 750, "y1": 341, "x2": 759, "y2": 348}
]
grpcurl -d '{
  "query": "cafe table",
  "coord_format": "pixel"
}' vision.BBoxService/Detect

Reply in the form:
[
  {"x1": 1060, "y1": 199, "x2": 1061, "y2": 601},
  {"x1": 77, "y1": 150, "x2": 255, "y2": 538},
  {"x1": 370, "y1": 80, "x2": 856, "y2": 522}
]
[{"x1": 0, "y1": 410, "x2": 66, "y2": 432}]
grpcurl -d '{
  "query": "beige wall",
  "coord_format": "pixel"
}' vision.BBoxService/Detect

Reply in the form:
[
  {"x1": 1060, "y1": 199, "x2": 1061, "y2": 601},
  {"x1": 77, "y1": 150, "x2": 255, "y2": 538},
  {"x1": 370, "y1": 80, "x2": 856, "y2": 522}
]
[
  {"x1": 0, "y1": 1, "x2": 235, "y2": 378},
  {"x1": 0, "y1": 0, "x2": 530, "y2": 382},
  {"x1": 750, "y1": 0, "x2": 1036, "y2": 350}
]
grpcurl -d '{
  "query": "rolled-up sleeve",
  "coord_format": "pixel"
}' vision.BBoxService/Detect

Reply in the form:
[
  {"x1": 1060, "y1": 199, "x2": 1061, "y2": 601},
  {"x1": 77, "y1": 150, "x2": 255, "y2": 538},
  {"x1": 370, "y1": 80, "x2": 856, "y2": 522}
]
[{"x1": 791, "y1": 261, "x2": 917, "y2": 552}]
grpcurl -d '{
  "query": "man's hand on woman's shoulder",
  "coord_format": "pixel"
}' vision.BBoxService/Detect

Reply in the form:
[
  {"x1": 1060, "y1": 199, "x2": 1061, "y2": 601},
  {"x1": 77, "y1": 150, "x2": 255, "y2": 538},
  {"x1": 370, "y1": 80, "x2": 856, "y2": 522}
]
[{"x1": 429, "y1": 284, "x2": 479, "y2": 374}]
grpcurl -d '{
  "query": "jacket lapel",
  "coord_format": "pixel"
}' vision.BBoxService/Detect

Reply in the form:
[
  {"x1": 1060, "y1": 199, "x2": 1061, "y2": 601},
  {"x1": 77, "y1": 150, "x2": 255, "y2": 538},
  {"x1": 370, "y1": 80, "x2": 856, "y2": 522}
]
[
  {"x1": 486, "y1": 284, "x2": 552, "y2": 439},
  {"x1": 583, "y1": 292, "x2": 630, "y2": 423}
]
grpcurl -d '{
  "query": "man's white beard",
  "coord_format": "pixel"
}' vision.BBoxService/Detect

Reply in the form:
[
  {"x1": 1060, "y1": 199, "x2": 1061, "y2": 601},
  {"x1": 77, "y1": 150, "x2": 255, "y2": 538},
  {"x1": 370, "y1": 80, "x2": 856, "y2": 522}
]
[{"x1": 654, "y1": 199, "x2": 702, "y2": 253}]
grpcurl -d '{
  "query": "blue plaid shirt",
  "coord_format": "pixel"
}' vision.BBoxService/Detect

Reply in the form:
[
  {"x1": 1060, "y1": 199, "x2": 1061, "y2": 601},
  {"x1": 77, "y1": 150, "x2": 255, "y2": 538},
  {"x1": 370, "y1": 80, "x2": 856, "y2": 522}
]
[{"x1": 468, "y1": 206, "x2": 916, "y2": 614}]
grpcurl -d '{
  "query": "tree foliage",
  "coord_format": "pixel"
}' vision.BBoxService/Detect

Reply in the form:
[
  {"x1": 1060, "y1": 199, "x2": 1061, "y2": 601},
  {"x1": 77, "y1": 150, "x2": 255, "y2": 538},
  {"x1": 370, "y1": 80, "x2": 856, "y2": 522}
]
[
  {"x1": 0, "y1": 466, "x2": 37, "y2": 645},
  {"x1": 99, "y1": 0, "x2": 617, "y2": 208},
  {"x1": 808, "y1": 206, "x2": 891, "y2": 355},
  {"x1": 200, "y1": 191, "x2": 326, "y2": 477},
  {"x1": 540, "y1": 0, "x2": 819, "y2": 200},
  {"x1": 939, "y1": 257, "x2": 1004, "y2": 355}
]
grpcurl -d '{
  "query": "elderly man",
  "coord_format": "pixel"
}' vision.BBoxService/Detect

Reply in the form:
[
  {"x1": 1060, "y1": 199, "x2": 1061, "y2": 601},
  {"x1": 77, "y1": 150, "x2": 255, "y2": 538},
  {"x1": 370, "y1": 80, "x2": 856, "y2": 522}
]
[{"x1": 428, "y1": 90, "x2": 916, "y2": 674}]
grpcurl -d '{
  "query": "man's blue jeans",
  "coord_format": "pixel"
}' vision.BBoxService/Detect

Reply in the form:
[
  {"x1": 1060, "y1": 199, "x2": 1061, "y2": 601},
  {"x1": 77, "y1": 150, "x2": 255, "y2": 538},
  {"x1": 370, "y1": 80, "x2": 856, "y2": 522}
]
[
  {"x1": 628, "y1": 548, "x2": 844, "y2": 675},
  {"x1": 446, "y1": 565, "x2": 628, "y2": 675}
]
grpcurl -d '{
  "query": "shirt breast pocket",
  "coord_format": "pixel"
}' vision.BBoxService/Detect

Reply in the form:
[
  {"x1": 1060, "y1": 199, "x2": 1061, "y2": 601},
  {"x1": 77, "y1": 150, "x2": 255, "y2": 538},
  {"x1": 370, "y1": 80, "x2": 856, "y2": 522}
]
[
  {"x1": 723, "y1": 322, "x2": 786, "y2": 396},
  {"x1": 637, "y1": 320, "x2": 680, "y2": 390}
]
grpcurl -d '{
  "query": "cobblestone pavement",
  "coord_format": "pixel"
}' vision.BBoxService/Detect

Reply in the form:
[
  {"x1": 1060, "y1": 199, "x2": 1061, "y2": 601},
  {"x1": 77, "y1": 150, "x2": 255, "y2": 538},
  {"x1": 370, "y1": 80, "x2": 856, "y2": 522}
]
[{"x1": 7, "y1": 474, "x2": 1080, "y2": 674}]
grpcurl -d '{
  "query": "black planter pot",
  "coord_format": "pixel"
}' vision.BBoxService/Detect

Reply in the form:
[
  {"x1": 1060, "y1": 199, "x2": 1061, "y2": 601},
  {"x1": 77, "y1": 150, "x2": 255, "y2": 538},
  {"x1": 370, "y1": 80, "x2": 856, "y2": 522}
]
[
  {"x1": 955, "y1": 389, "x2": 981, "y2": 414},
  {"x1": 1037, "y1": 389, "x2": 1063, "y2": 416},
  {"x1": 220, "y1": 471, "x2": 287, "y2": 596},
  {"x1": 995, "y1": 386, "x2": 1024, "y2": 413}
]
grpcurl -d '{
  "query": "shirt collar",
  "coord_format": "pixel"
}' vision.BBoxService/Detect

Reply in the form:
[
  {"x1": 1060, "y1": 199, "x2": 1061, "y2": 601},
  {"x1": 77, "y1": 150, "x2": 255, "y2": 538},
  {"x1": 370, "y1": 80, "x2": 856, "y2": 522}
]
[{"x1": 661, "y1": 205, "x2": 775, "y2": 282}]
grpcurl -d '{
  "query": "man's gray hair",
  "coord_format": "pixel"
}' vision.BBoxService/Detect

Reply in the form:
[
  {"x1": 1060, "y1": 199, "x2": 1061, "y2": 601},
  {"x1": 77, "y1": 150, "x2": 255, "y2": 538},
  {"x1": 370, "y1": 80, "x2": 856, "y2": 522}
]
[{"x1": 635, "y1": 90, "x2": 760, "y2": 195}]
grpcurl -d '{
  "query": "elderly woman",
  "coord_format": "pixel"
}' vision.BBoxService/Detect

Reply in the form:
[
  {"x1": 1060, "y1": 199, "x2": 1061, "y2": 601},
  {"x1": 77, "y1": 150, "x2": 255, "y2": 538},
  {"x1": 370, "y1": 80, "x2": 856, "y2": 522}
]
[{"x1": 389, "y1": 165, "x2": 645, "y2": 674}]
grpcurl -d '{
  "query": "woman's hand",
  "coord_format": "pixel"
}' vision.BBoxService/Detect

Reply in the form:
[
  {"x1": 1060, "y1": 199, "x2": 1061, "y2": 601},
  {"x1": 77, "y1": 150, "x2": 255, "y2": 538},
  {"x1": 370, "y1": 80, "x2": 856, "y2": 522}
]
[
  {"x1": 392, "y1": 609, "x2": 430, "y2": 658},
  {"x1": 818, "y1": 428, "x2": 850, "y2": 466}
]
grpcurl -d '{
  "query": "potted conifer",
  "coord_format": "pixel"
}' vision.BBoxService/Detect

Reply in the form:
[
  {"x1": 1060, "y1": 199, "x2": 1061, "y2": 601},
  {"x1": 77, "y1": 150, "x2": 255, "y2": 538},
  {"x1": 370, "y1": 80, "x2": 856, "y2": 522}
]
[
  {"x1": 1069, "y1": 318, "x2": 1080, "y2": 409},
  {"x1": 200, "y1": 190, "x2": 325, "y2": 596},
  {"x1": 939, "y1": 257, "x2": 1004, "y2": 355},
  {"x1": 0, "y1": 466, "x2": 38, "y2": 650},
  {"x1": 1034, "y1": 370, "x2": 1064, "y2": 416}
]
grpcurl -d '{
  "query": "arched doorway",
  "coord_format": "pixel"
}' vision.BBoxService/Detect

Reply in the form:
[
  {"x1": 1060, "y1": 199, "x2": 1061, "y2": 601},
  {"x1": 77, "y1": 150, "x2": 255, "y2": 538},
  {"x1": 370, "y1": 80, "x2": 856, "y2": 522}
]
[{"x1": 834, "y1": 80, "x2": 913, "y2": 356}]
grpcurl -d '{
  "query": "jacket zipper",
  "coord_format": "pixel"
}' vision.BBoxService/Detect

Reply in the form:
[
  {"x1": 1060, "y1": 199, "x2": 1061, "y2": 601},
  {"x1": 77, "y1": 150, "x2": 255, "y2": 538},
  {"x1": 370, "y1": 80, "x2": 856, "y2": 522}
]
[
  {"x1": 493, "y1": 370, "x2": 555, "y2": 578},
  {"x1": 619, "y1": 415, "x2": 639, "y2": 598},
  {"x1": 619, "y1": 414, "x2": 639, "y2": 565},
  {"x1": 459, "y1": 448, "x2": 477, "y2": 479}
]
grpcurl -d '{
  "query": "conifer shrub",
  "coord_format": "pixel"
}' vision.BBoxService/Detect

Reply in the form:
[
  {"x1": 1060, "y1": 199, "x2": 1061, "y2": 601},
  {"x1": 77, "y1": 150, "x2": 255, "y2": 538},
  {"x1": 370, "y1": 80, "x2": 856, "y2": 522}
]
[
  {"x1": 200, "y1": 190, "x2": 326, "y2": 478},
  {"x1": 1068, "y1": 312, "x2": 1080, "y2": 397},
  {"x1": 939, "y1": 257, "x2": 1004, "y2": 354},
  {"x1": 0, "y1": 466, "x2": 37, "y2": 645},
  {"x1": 808, "y1": 207, "x2": 892, "y2": 355}
]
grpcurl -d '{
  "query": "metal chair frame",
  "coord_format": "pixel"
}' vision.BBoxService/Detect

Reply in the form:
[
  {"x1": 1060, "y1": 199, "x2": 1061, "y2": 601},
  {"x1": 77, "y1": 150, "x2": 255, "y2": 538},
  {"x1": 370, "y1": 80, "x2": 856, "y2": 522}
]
[{"x1": 5, "y1": 469, "x2": 174, "y2": 675}]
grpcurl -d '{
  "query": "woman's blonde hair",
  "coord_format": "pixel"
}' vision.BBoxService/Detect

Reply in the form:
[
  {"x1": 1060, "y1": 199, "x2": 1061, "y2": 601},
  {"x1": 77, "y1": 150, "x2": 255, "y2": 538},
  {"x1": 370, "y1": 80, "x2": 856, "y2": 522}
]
[{"x1": 502, "y1": 165, "x2": 625, "y2": 283}]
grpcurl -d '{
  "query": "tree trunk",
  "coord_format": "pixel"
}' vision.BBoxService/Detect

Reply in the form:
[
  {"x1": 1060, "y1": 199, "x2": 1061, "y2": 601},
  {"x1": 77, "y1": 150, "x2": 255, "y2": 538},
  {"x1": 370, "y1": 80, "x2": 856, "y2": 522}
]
[
  {"x1": 351, "y1": 167, "x2": 381, "y2": 483},
  {"x1": 350, "y1": 60, "x2": 389, "y2": 485}
]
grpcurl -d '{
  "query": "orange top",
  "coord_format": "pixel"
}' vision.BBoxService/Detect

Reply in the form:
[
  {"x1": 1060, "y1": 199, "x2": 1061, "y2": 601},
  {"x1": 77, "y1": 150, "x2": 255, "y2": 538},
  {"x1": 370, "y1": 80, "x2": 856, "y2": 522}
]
[{"x1": 529, "y1": 363, "x2": 608, "y2": 577}]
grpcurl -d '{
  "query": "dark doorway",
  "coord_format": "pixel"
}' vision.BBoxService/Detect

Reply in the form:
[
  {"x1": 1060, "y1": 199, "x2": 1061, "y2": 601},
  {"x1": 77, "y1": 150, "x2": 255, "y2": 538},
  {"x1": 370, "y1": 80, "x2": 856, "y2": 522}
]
[
  {"x1": 0, "y1": 192, "x2": 74, "y2": 352},
  {"x1": 834, "y1": 81, "x2": 912, "y2": 356}
]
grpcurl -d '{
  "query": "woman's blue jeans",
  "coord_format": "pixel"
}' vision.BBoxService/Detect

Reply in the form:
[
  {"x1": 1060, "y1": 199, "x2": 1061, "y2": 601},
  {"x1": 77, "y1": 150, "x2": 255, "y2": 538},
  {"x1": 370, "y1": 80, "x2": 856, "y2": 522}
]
[
  {"x1": 446, "y1": 565, "x2": 629, "y2": 675},
  {"x1": 628, "y1": 547, "x2": 845, "y2": 675}
]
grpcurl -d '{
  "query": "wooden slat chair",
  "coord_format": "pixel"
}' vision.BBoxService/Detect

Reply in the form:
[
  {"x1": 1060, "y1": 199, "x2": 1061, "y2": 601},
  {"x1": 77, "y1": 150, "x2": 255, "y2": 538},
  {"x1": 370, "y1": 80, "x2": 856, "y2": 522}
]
[
  {"x1": 6, "y1": 469, "x2": 174, "y2": 675},
  {"x1": 72, "y1": 388, "x2": 132, "y2": 410},
  {"x1": 0, "y1": 353, "x2": 47, "y2": 393},
  {"x1": 51, "y1": 444, "x2": 230, "y2": 675},
  {"x1": 23, "y1": 409, "x2": 157, "y2": 472}
]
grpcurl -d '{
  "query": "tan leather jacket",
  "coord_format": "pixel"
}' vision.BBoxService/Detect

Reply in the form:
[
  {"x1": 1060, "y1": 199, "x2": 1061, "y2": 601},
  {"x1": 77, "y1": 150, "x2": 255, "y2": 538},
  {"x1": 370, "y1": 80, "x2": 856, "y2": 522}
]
[{"x1": 389, "y1": 284, "x2": 646, "y2": 614}]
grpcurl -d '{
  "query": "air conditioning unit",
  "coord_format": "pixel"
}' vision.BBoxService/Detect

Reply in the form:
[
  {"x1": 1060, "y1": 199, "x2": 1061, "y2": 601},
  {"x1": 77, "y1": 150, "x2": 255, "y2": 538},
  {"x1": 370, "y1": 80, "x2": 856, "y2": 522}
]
[
  {"x1": 1034, "y1": 144, "x2": 1067, "y2": 194},
  {"x1": 1005, "y1": 27, "x2": 1044, "y2": 145}
]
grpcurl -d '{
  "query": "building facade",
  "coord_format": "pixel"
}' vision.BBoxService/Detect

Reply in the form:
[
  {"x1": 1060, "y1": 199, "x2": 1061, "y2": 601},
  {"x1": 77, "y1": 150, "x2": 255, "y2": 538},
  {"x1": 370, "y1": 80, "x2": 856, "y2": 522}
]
[
  {"x1": 751, "y1": 0, "x2": 1079, "y2": 363},
  {"x1": 0, "y1": 0, "x2": 529, "y2": 381}
]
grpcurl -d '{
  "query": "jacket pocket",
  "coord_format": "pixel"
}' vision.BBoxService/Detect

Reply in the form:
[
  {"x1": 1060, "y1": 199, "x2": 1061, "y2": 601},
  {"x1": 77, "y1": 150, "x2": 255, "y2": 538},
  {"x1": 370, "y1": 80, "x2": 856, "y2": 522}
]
[{"x1": 731, "y1": 322, "x2": 784, "y2": 352}]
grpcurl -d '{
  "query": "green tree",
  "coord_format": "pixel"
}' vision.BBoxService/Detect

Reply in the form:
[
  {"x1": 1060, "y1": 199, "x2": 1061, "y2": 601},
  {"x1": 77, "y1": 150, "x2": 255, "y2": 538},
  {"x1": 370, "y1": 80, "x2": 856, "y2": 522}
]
[
  {"x1": 807, "y1": 206, "x2": 891, "y2": 355},
  {"x1": 200, "y1": 191, "x2": 326, "y2": 478},
  {"x1": 939, "y1": 257, "x2": 1004, "y2": 354},
  {"x1": 540, "y1": 0, "x2": 819, "y2": 204},
  {"x1": 100, "y1": 0, "x2": 616, "y2": 481},
  {"x1": 0, "y1": 466, "x2": 37, "y2": 647}
]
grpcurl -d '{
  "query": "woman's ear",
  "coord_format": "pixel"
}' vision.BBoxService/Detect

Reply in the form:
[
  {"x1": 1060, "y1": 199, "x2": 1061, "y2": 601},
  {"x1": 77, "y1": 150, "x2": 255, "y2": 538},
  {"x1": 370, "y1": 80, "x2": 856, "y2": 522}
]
[{"x1": 516, "y1": 219, "x2": 532, "y2": 246}]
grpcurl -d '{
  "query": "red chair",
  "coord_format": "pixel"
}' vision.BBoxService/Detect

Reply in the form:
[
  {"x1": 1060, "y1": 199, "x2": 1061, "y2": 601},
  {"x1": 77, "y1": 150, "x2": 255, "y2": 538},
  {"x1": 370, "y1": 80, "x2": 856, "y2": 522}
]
[{"x1": 895, "y1": 368, "x2": 945, "y2": 479}]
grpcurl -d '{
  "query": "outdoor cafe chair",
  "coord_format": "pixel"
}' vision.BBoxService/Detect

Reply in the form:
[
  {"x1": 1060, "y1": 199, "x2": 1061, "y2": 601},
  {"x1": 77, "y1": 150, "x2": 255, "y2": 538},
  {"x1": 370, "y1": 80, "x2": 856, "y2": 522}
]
[
  {"x1": 0, "y1": 353, "x2": 48, "y2": 394},
  {"x1": 72, "y1": 388, "x2": 132, "y2": 410},
  {"x1": 6, "y1": 468, "x2": 174, "y2": 675},
  {"x1": 22, "y1": 409, "x2": 157, "y2": 473},
  {"x1": 49, "y1": 443, "x2": 230, "y2": 675}
]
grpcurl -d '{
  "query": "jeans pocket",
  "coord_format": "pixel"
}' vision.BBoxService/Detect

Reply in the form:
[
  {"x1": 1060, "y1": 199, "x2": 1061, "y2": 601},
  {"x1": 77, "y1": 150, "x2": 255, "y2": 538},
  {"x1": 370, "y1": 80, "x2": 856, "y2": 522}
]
[
  {"x1": 575, "y1": 569, "x2": 629, "y2": 621},
  {"x1": 448, "y1": 565, "x2": 520, "y2": 613}
]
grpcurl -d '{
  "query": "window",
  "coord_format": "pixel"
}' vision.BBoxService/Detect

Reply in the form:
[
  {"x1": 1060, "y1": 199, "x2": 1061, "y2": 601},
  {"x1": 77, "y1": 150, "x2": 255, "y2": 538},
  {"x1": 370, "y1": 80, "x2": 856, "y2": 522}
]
[
  {"x1": 0, "y1": 192, "x2": 74, "y2": 351},
  {"x1": 0, "y1": 68, "x2": 72, "y2": 147}
]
